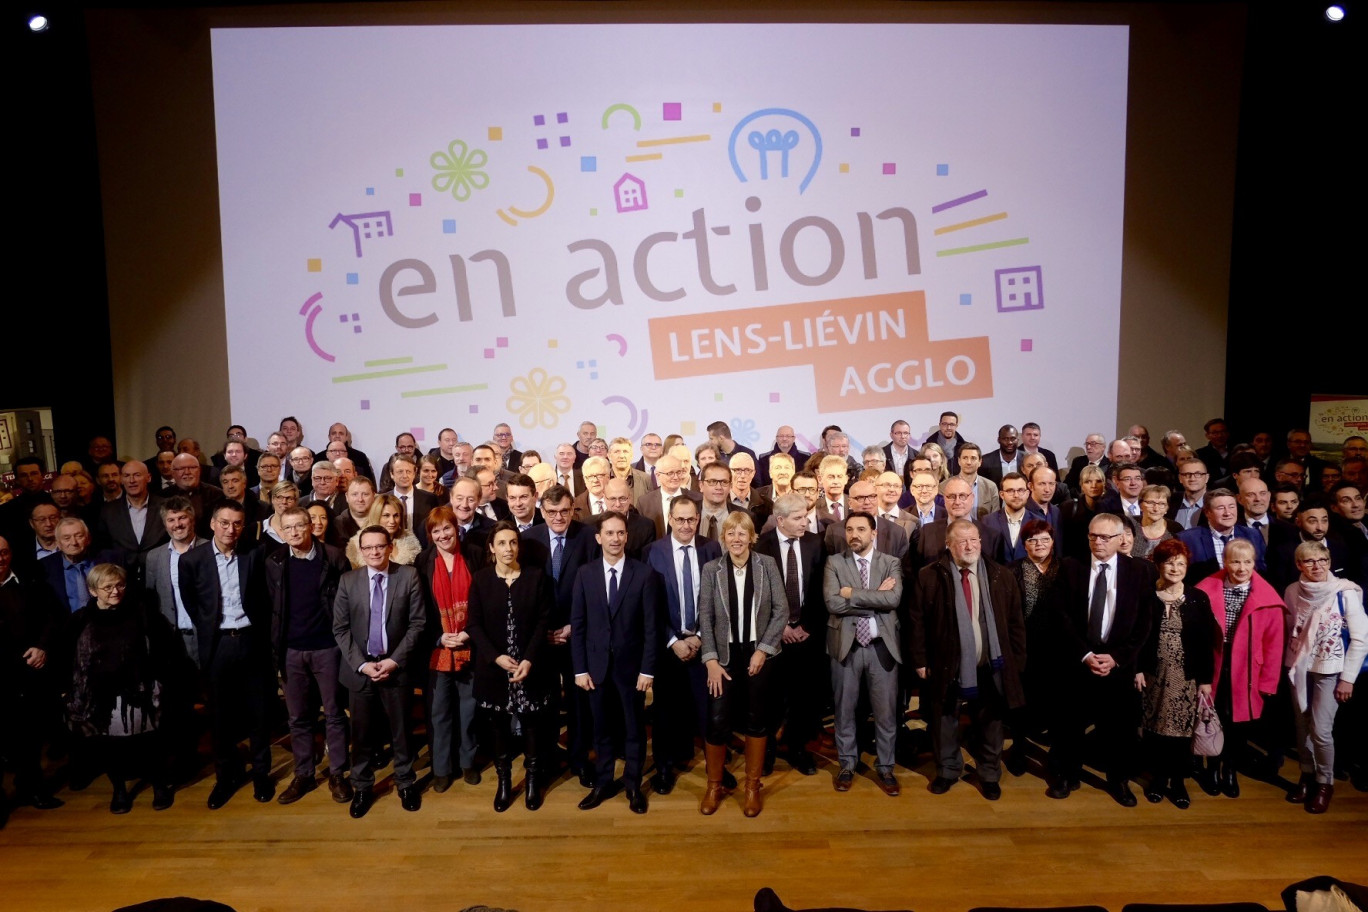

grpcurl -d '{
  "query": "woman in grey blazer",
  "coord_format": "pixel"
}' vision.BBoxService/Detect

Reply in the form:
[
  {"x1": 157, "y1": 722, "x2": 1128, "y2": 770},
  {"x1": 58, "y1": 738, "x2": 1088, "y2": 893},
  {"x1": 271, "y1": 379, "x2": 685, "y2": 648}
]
[{"x1": 698, "y1": 511, "x2": 789, "y2": 817}]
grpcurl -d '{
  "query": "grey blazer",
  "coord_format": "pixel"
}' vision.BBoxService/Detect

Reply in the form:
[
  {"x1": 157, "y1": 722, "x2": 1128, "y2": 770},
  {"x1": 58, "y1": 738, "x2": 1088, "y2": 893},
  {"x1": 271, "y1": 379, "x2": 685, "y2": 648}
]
[
  {"x1": 697, "y1": 552, "x2": 789, "y2": 667},
  {"x1": 144, "y1": 537, "x2": 207, "y2": 665},
  {"x1": 823, "y1": 550, "x2": 903, "y2": 664},
  {"x1": 331, "y1": 563, "x2": 426, "y2": 690}
]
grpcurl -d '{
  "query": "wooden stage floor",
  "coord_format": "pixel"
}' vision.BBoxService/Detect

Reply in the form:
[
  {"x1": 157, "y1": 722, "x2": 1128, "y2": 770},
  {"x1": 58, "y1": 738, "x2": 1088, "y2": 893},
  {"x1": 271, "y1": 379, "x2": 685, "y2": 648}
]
[{"x1": 4, "y1": 745, "x2": 1364, "y2": 912}]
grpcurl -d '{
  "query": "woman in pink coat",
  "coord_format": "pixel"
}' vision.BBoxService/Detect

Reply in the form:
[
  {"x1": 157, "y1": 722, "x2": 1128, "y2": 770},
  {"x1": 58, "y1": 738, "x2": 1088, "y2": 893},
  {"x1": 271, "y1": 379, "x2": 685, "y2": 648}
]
[{"x1": 1194, "y1": 538, "x2": 1284, "y2": 798}]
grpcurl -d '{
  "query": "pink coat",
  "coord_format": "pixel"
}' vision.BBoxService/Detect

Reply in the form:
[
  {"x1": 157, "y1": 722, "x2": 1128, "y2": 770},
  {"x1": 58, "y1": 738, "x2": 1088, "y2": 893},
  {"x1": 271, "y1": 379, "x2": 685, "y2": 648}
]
[{"x1": 1196, "y1": 572, "x2": 1285, "y2": 723}]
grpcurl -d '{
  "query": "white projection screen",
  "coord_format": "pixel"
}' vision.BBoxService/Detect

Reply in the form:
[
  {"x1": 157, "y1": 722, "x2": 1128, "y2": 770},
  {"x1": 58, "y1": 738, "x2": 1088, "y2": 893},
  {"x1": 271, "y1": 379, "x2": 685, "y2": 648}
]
[{"x1": 209, "y1": 23, "x2": 1129, "y2": 455}]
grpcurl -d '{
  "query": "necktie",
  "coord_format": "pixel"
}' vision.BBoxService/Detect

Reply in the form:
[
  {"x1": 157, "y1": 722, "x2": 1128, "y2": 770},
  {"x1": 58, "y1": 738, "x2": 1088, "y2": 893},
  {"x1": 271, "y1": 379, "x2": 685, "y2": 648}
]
[
  {"x1": 854, "y1": 564, "x2": 872, "y2": 647},
  {"x1": 1219, "y1": 534, "x2": 1232, "y2": 565},
  {"x1": 1252, "y1": 520, "x2": 1267, "y2": 543},
  {"x1": 649, "y1": 466, "x2": 656, "y2": 486},
  {"x1": 368, "y1": 572, "x2": 385, "y2": 656},
  {"x1": 681, "y1": 545, "x2": 696, "y2": 632},
  {"x1": 608, "y1": 566, "x2": 618, "y2": 605},
  {"x1": 593, "y1": 498, "x2": 603, "y2": 515},
  {"x1": 560, "y1": 473, "x2": 569, "y2": 487},
  {"x1": 832, "y1": 501, "x2": 843, "y2": 522},
  {"x1": 785, "y1": 540, "x2": 801, "y2": 624},
  {"x1": 960, "y1": 567, "x2": 974, "y2": 621},
  {"x1": 552, "y1": 535, "x2": 564, "y2": 581},
  {"x1": 1088, "y1": 563, "x2": 1107, "y2": 643}
]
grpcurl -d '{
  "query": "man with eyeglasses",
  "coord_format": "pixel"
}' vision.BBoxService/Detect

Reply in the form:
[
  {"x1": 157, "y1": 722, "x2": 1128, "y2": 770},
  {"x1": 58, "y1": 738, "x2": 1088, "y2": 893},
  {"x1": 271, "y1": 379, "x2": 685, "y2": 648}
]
[
  {"x1": 824, "y1": 480, "x2": 909, "y2": 559},
  {"x1": 520, "y1": 484, "x2": 596, "y2": 786},
  {"x1": 492, "y1": 423, "x2": 522, "y2": 472},
  {"x1": 980, "y1": 472, "x2": 1032, "y2": 563},
  {"x1": 907, "y1": 469, "x2": 945, "y2": 529},
  {"x1": 586, "y1": 478, "x2": 656, "y2": 561},
  {"x1": 874, "y1": 471, "x2": 915, "y2": 539},
  {"x1": 910, "y1": 476, "x2": 1004, "y2": 574},
  {"x1": 1099, "y1": 463, "x2": 1146, "y2": 519},
  {"x1": 178, "y1": 500, "x2": 275, "y2": 808},
  {"x1": 728, "y1": 452, "x2": 772, "y2": 529},
  {"x1": 633, "y1": 433, "x2": 665, "y2": 488},
  {"x1": 637, "y1": 453, "x2": 699, "y2": 539},
  {"x1": 573, "y1": 456, "x2": 612, "y2": 521},
  {"x1": 645, "y1": 495, "x2": 722, "y2": 793},
  {"x1": 762, "y1": 470, "x2": 826, "y2": 536},
  {"x1": 1178, "y1": 488, "x2": 1267, "y2": 585},
  {"x1": 1065, "y1": 433, "x2": 1110, "y2": 497},
  {"x1": 1172, "y1": 458, "x2": 1211, "y2": 530},
  {"x1": 264, "y1": 506, "x2": 353, "y2": 806},
  {"x1": 1047, "y1": 513, "x2": 1152, "y2": 806},
  {"x1": 333, "y1": 524, "x2": 426, "y2": 817},
  {"x1": 697, "y1": 463, "x2": 746, "y2": 542}
]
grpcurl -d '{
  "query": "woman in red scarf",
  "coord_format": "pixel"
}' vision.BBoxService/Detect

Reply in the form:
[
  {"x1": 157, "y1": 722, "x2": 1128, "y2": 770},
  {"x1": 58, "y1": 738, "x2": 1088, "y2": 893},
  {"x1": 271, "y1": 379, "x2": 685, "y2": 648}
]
[{"x1": 417, "y1": 506, "x2": 477, "y2": 793}]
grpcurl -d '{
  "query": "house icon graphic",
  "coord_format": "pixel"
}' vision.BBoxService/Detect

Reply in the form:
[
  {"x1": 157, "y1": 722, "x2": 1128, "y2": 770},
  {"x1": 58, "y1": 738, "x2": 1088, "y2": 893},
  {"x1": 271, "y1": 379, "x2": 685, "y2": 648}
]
[
  {"x1": 329, "y1": 211, "x2": 394, "y2": 258},
  {"x1": 613, "y1": 174, "x2": 647, "y2": 213}
]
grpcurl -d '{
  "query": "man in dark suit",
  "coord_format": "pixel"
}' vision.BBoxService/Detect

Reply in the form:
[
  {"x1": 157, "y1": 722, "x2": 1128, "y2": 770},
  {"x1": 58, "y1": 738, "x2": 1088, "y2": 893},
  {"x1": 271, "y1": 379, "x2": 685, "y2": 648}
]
[
  {"x1": 314, "y1": 422, "x2": 374, "y2": 483},
  {"x1": 552, "y1": 443, "x2": 585, "y2": 498},
  {"x1": 727, "y1": 452, "x2": 773, "y2": 529},
  {"x1": 301, "y1": 460, "x2": 346, "y2": 516},
  {"x1": 571, "y1": 512, "x2": 659, "y2": 814},
  {"x1": 881, "y1": 419, "x2": 918, "y2": 490},
  {"x1": 382, "y1": 454, "x2": 438, "y2": 545},
  {"x1": 1046, "y1": 513, "x2": 1153, "y2": 805},
  {"x1": 980, "y1": 472, "x2": 1032, "y2": 565},
  {"x1": 333, "y1": 476, "x2": 377, "y2": 543},
  {"x1": 519, "y1": 484, "x2": 594, "y2": 785},
  {"x1": 1098, "y1": 462, "x2": 1146, "y2": 521},
  {"x1": 1266, "y1": 500, "x2": 1354, "y2": 592},
  {"x1": 0, "y1": 535, "x2": 65, "y2": 812},
  {"x1": 332, "y1": 524, "x2": 426, "y2": 817},
  {"x1": 1064, "y1": 433, "x2": 1110, "y2": 497},
  {"x1": 1194, "y1": 418, "x2": 1232, "y2": 480},
  {"x1": 216, "y1": 466, "x2": 262, "y2": 554},
  {"x1": 504, "y1": 473, "x2": 543, "y2": 533},
  {"x1": 910, "y1": 519, "x2": 1027, "y2": 799},
  {"x1": 910, "y1": 476, "x2": 1004, "y2": 573},
  {"x1": 95, "y1": 460, "x2": 166, "y2": 585},
  {"x1": 177, "y1": 499, "x2": 275, "y2": 809},
  {"x1": 979, "y1": 425, "x2": 1023, "y2": 489},
  {"x1": 755, "y1": 491, "x2": 826, "y2": 776},
  {"x1": 697, "y1": 462, "x2": 749, "y2": 542},
  {"x1": 37, "y1": 517, "x2": 123, "y2": 615},
  {"x1": 213, "y1": 437, "x2": 261, "y2": 488},
  {"x1": 1024, "y1": 466, "x2": 1065, "y2": 557},
  {"x1": 1177, "y1": 488, "x2": 1267, "y2": 585},
  {"x1": 169, "y1": 453, "x2": 225, "y2": 539},
  {"x1": 585, "y1": 478, "x2": 656, "y2": 561},
  {"x1": 636, "y1": 453, "x2": 698, "y2": 539},
  {"x1": 645, "y1": 494, "x2": 722, "y2": 793},
  {"x1": 823, "y1": 480, "x2": 910, "y2": 559},
  {"x1": 757, "y1": 425, "x2": 811, "y2": 488},
  {"x1": 1020, "y1": 422, "x2": 1060, "y2": 473}
]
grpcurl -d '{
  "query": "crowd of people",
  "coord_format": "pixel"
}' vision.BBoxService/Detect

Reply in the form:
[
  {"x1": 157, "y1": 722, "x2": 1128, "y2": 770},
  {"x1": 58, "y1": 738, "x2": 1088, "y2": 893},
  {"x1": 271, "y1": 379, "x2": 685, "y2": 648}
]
[{"x1": 1, "y1": 413, "x2": 1365, "y2": 826}]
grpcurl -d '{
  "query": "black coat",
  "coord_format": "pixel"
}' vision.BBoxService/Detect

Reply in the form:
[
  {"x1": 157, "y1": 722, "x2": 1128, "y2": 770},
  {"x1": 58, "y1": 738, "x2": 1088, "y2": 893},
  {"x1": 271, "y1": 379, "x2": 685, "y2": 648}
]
[
  {"x1": 466, "y1": 566, "x2": 554, "y2": 706},
  {"x1": 1138, "y1": 588, "x2": 1218, "y2": 685}
]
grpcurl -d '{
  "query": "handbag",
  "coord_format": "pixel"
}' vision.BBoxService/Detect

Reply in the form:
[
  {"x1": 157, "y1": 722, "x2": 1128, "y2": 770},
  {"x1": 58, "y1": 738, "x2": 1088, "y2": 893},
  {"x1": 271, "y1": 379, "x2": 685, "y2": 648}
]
[
  {"x1": 1192, "y1": 690, "x2": 1224, "y2": 757},
  {"x1": 1336, "y1": 592, "x2": 1368, "y2": 675}
]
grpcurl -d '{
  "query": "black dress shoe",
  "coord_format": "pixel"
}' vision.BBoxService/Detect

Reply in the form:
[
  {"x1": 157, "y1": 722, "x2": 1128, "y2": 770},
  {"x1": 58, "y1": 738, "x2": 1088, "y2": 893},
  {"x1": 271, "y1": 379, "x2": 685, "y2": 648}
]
[
  {"x1": 789, "y1": 751, "x2": 817, "y2": 776},
  {"x1": 110, "y1": 787, "x2": 133, "y2": 815},
  {"x1": 349, "y1": 789, "x2": 374, "y2": 818},
  {"x1": 152, "y1": 786, "x2": 174, "y2": 811},
  {"x1": 19, "y1": 792, "x2": 65, "y2": 810},
  {"x1": 1110, "y1": 780, "x2": 1138, "y2": 807},
  {"x1": 1045, "y1": 782, "x2": 1071, "y2": 800},
  {"x1": 1196, "y1": 766, "x2": 1221, "y2": 796},
  {"x1": 1219, "y1": 768, "x2": 1240, "y2": 798},
  {"x1": 834, "y1": 769, "x2": 854, "y2": 792},
  {"x1": 399, "y1": 785, "x2": 421, "y2": 812},
  {"x1": 650, "y1": 768, "x2": 676, "y2": 795},
  {"x1": 277, "y1": 776, "x2": 316, "y2": 805},
  {"x1": 577, "y1": 768, "x2": 596, "y2": 789},
  {"x1": 207, "y1": 781, "x2": 237, "y2": 810},
  {"x1": 1169, "y1": 779, "x2": 1190, "y2": 809},
  {"x1": 626, "y1": 788, "x2": 648, "y2": 814},
  {"x1": 981, "y1": 782, "x2": 1002, "y2": 801},
  {"x1": 578, "y1": 782, "x2": 617, "y2": 810},
  {"x1": 1144, "y1": 777, "x2": 1166, "y2": 804},
  {"x1": 928, "y1": 776, "x2": 956, "y2": 795},
  {"x1": 253, "y1": 777, "x2": 275, "y2": 803}
]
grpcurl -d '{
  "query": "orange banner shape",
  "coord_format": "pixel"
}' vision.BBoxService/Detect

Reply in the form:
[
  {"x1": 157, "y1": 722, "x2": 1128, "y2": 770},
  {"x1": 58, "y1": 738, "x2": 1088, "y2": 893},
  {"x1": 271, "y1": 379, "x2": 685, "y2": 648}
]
[{"x1": 647, "y1": 291, "x2": 992, "y2": 412}]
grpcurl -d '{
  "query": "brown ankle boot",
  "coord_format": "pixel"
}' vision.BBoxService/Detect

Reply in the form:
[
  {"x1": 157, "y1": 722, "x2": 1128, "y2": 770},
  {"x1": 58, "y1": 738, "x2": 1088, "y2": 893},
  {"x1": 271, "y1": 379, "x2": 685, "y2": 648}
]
[
  {"x1": 700, "y1": 742, "x2": 727, "y2": 815},
  {"x1": 742, "y1": 735, "x2": 766, "y2": 817}
]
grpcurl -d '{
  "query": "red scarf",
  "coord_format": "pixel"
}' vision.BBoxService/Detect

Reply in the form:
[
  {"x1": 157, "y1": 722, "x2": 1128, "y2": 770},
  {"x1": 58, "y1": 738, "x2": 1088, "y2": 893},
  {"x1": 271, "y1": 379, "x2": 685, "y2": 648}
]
[{"x1": 429, "y1": 549, "x2": 472, "y2": 672}]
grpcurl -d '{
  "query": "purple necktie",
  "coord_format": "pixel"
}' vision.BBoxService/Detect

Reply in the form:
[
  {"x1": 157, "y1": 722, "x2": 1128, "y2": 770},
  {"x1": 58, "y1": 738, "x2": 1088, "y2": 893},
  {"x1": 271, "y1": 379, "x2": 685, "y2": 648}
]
[{"x1": 367, "y1": 572, "x2": 385, "y2": 655}]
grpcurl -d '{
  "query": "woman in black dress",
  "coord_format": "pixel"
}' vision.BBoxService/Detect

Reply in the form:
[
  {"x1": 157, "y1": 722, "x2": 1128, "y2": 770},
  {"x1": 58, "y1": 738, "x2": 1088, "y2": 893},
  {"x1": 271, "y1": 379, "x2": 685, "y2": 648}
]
[{"x1": 467, "y1": 520, "x2": 554, "y2": 811}]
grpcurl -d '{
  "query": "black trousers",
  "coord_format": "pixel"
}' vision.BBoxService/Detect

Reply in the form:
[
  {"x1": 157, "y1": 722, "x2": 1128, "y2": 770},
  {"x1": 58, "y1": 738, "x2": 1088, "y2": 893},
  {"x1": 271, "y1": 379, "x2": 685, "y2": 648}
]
[
  {"x1": 651, "y1": 646, "x2": 708, "y2": 767},
  {"x1": 769, "y1": 631, "x2": 826, "y2": 754},
  {"x1": 348, "y1": 676, "x2": 415, "y2": 791},
  {"x1": 1049, "y1": 666, "x2": 1140, "y2": 782},
  {"x1": 586, "y1": 669, "x2": 645, "y2": 788},
  {"x1": 206, "y1": 632, "x2": 274, "y2": 782},
  {"x1": 706, "y1": 645, "x2": 773, "y2": 745}
]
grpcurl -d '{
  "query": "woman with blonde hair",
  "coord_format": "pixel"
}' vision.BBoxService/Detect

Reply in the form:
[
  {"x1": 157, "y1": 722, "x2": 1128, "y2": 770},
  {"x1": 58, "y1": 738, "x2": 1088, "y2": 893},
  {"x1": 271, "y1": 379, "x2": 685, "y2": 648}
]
[{"x1": 345, "y1": 493, "x2": 420, "y2": 567}]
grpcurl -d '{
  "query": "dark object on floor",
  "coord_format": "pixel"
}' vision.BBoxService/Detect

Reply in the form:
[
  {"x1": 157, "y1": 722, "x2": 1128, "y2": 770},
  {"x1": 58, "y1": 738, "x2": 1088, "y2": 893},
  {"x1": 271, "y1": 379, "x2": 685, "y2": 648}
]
[
  {"x1": 112, "y1": 900, "x2": 239, "y2": 912},
  {"x1": 1121, "y1": 903, "x2": 1272, "y2": 911},
  {"x1": 754, "y1": 886, "x2": 916, "y2": 912},
  {"x1": 1281, "y1": 875, "x2": 1368, "y2": 911}
]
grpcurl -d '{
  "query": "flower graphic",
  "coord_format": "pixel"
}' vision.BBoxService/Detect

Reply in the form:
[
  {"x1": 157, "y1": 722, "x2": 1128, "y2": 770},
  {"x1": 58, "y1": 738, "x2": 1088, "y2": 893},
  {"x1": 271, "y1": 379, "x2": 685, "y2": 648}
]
[
  {"x1": 430, "y1": 139, "x2": 489, "y2": 202},
  {"x1": 730, "y1": 417, "x2": 760, "y2": 447},
  {"x1": 507, "y1": 368, "x2": 570, "y2": 430}
]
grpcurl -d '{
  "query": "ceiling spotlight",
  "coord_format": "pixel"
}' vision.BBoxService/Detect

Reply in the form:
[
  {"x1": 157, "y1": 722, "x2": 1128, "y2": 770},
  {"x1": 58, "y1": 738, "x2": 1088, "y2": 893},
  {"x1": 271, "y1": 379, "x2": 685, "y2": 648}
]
[
  {"x1": 1325, "y1": 5, "x2": 1346, "y2": 21},
  {"x1": 28, "y1": 14, "x2": 49, "y2": 32}
]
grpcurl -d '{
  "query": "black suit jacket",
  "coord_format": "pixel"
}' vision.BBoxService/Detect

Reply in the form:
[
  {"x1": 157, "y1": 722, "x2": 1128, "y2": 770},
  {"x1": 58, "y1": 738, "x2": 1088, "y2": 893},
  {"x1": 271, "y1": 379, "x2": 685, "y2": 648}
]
[
  {"x1": 96, "y1": 494, "x2": 169, "y2": 580},
  {"x1": 177, "y1": 540, "x2": 267, "y2": 669},
  {"x1": 1054, "y1": 555, "x2": 1152, "y2": 671},
  {"x1": 906, "y1": 518, "x2": 1002, "y2": 574},
  {"x1": 570, "y1": 557, "x2": 660, "y2": 685},
  {"x1": 521, "y1": 521, "x2": 595, "y2": 627},
  {"x1": 754, "y1": 528, "x2": 827, "y2": 633},
  {"x1": 978, "y1": 450, "x2": 1025, "y2": 488}
]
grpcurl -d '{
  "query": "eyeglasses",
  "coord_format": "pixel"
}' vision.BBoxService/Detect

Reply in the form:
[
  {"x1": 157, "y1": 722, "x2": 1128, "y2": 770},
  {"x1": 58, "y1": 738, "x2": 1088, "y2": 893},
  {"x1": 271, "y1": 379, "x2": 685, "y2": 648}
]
[
  {"x1": 96, "y1": 583, "x2": 127, "y2": 594},
  {"x1": 1087, "y1": 532, "x2": 1121, "y2": 542},
  {"x1": 583, "y1": 472, "x2": 609, "y2": 480},
  {"x1": 671, "y1": 516, "x2": 699, "y2": 525},
  {"x1": 1179, "y1": 472, "x2": 1208, "y2": 479},
  {"x1": 1300, "y1": 558, "x2": 1331, "y2": 567},
  {"x1": 702, "y1": 479, "x2": 730, "y2": 486},
  {"x1": 359, "y1": 544, "x2": 389, "y2": 552},
  {"x1": 1025, "y1": 536, "x2": 1053, "y2": 546},
  {"x1": 944, "y1": 493, "x2": 973, "y2": 501},
  {"x1": 542, "y1": 507, "x2": 572, "y2": 518}
]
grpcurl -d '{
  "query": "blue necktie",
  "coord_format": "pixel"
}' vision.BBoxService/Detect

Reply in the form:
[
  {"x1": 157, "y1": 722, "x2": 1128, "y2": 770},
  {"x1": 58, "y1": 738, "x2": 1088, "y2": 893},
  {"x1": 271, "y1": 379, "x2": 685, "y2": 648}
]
[
  {"x1": 367, "y1": 572, "x2": 385, "y2": 656},
  {"x1": 608, "y1": 567, "x2": 618, "y2": 608},
  {"x1": 552, "y1": 535, "x2": 564, "y2": 581},
  {"x1": 681, "y1": 545, "x2": 696, "y2": 632}
]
